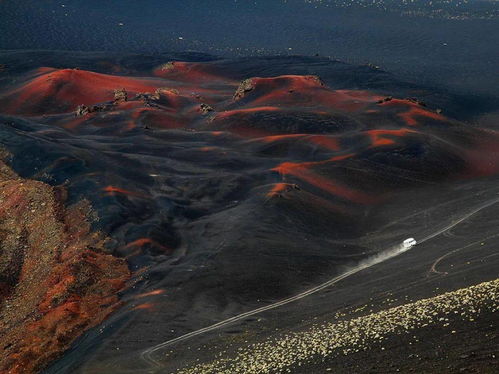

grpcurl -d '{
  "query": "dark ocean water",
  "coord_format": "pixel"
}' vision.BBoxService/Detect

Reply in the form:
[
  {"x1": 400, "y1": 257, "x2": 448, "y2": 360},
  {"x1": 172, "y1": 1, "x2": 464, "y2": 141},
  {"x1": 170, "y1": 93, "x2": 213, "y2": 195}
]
[{"x1": 1, "y1": 0, "x2": 498, "y2": 97}]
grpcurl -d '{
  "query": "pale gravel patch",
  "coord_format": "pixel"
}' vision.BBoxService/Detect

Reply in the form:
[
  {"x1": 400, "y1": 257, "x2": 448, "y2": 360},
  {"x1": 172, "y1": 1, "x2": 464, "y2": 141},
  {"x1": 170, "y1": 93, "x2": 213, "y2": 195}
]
[{"x1": 176, "y1": 278, "x2": 499, "y2": 374}]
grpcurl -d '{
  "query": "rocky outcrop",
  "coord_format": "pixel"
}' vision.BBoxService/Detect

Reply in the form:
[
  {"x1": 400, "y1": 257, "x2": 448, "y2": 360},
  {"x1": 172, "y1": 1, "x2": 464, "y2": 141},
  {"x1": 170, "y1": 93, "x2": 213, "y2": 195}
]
[
  {"x1": 0, "y1": 158, "x2": 130, "y2": 374},
  {"x1": 233, "y1": 78, "x2": 255, "y2": 101}
]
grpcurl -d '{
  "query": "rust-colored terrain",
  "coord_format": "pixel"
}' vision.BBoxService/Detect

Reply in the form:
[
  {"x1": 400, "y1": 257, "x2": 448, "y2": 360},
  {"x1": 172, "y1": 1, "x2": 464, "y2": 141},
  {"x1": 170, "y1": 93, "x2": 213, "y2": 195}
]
[{"x1": 0, "y1": 155, "x2": 129, "y2": 374}]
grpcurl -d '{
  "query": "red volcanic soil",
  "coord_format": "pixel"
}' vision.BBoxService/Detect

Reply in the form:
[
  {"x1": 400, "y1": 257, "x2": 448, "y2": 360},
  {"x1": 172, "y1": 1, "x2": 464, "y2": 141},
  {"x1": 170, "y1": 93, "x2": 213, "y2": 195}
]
[
  {"x1": 0, "y1": 154, "x2": 130, "y2": 374},
  {"x1": 152, "y1": 61, "x2": 235, "y2": 84},
  {"x1": 378, "y1": 98, "x2": 447, "y2": 126},
  {"x1": 0, "y1": 68, "x2": 166, "y2": 115},
  {"x1": 0, "y1": 62, "x2": 449, "y2": 137},
  {"x1": 272, "y1": 160, "x2": 377, "y2": 204},
  {"x1": 1, "y1": 61, "x2": 494, "y2": 204},
  {"x1": 232, "y1": 75, "x2": 382, "y2": 112}
]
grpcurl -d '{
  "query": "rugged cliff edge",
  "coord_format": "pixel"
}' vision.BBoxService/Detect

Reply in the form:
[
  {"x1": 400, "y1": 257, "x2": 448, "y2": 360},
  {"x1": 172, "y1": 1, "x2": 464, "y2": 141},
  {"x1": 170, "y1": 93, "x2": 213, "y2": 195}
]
[{"x1": 0, "y1": 153, "x2": 130, "y2": 374}]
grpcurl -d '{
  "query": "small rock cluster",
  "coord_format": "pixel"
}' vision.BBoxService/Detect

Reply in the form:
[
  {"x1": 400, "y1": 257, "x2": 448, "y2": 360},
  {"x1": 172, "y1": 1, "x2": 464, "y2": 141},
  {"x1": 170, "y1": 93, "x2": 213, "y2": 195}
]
[{"x1": 233, "y1": 79, "x2": 255, "y2": 101}]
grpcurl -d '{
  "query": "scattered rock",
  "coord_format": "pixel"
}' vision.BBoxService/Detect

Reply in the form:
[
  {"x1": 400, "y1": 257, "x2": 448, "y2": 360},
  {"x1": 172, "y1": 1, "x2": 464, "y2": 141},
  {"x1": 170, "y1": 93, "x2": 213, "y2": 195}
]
[
  {"x1": 113, "y1": 88, "x2": 128, "y2": 103},
  {"x1": 233, "y1": 79, "x2": 255, "y2": 101},
  {"x1": 377, "y1": 96, "x2": 393, "y2": 104},
  {"x1": 134, "y1": 92, "x2": 152, "y2": 101},
  {"x1": 160, "y1": 62, "x2": 176, "y2": 71},
  {"x1": 0, "y1": 156, "x2": 130, "y2": 374},
  {"x1": 200, "y1": 103, "x2": 214, "y2": 114},
  {"x1": 407, "y1": 97, "x2": 427, "y2": 106},
  {"x1": 75, "y1": 104, "x2": 90, "y2": 117},
  {"x1": 152, "y1": 87, "x2": 179, "y2": 100},
  {"x1": 76, "y1": 102, "x2": 115, "y2": 116},
  {"x1": 90, "y1": 103, "x2": 113, "y2": 112},
  {"x1": 133, "y1": 93, "x2": 160, "y2": 108},
  {"x1": 367, "y1": 63, "x2": 380, "y2": 69}
]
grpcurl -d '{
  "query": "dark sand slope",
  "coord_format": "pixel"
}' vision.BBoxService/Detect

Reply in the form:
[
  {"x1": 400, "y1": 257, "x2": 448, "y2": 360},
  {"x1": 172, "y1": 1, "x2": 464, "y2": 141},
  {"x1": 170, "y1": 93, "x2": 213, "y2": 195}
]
[
  {"x1": 173, "y1": 280, "x2": 499, "y2": 374},
  {"x1": 0, "y1": 51, "x2": 497, "y2": 373}
]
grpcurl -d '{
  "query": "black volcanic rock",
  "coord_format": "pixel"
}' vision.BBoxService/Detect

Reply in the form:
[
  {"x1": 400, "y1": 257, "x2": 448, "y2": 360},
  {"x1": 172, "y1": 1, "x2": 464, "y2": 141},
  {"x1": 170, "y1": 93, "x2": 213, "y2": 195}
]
[{"x1": 0, "y1": 52, "x2": 497, "y2": 374}]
